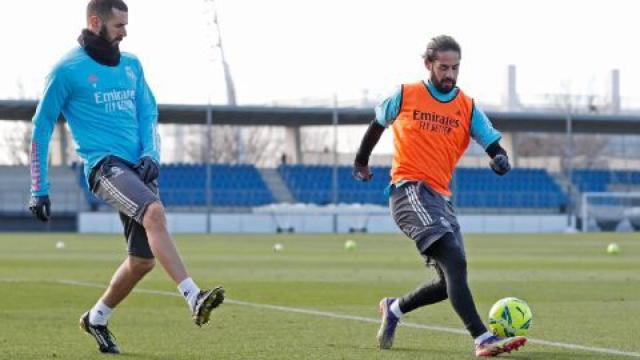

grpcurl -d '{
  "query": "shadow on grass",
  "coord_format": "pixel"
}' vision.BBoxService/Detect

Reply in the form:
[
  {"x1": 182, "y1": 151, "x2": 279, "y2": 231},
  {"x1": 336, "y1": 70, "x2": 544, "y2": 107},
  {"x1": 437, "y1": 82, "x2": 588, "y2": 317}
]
[
  {"x1": 492, "y1": 350, "x2": 618, "y2": 360},
  {"x1": 112, "y1": 352, "x2": 174, "y2": 360},
  {"x1": 327, "y1": 343, "x2": 470, "y2": 358},
  {"x1": 325, "y1": 343, "x2": 615, "y2": 360}
]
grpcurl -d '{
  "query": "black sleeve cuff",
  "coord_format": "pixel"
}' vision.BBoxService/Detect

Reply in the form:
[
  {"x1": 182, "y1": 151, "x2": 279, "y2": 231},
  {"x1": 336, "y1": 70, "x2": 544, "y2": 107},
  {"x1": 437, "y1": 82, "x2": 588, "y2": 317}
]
[{"x1": 486, "y1": 140, "x2": 507, "y2": 158}]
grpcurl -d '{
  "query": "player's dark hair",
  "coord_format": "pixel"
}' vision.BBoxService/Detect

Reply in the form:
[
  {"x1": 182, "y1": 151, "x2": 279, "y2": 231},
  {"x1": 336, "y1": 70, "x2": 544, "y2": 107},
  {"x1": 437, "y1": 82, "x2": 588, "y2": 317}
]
[
  {"x1": 87, "y1": 0, "x2": 128, "y2": 21},
  {"x1": 423, "y1": 35, "x2": 461, "y2": 62}
]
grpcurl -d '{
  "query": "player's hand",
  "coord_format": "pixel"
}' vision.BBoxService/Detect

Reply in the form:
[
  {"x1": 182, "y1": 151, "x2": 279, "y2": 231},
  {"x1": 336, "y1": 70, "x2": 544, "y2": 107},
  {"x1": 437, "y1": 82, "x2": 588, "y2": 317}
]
[
  {"x1": 490, "y1": 154, "x2": 511, "y2": 176},
  {"x1": 28, "y1": 195, "x2": 51, "y2": 222},
  {"x1": 135, "y1": 156, "x2": 160, "y2": 183},
  {"x1": 353, "y1": 162, "x2": 373, "y2": 182}
]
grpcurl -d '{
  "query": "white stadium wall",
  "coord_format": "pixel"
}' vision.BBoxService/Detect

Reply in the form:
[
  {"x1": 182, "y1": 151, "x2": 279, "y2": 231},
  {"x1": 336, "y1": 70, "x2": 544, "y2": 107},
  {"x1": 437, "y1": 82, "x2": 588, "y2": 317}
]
[{"x1": 78, "y1": 212, "x2": 568, "y2": 234}]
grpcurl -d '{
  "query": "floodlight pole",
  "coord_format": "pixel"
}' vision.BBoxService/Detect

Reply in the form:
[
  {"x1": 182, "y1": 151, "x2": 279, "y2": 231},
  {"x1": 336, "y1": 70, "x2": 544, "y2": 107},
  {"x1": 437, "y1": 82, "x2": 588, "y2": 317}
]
[
  {"x1": 210, "y1": 0, "x2": 243, "y2": 164},
  {"x1": 206, "y1": 104, "x2": 213, "y2": 234},
  {"x1": 565, "y1": 111, "x2": 575, "y2": 230},
  {"x1": 57, "y1": 121, "x2": 69, "y2": 166},
  {"x1": 581, "y1": 192, "x2": 588, "y2": 232},
  {"x1": 332, "y1": 95, "x2": 339, "y2": 233},
  {"x1": 207, "y1": 0, "x2": 237, "y2": 106},
  {"x1": 206, "y1": 0, "x2": 243, "y2": 163}
]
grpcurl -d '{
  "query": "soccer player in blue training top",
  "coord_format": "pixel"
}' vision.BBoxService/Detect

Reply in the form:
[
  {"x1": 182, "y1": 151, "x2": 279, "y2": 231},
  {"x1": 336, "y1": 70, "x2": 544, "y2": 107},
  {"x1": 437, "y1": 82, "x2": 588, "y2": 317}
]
[
  {"x1": 353, "y1": 35, "x2": 526, "y2": 357},
  {"x1": 28, "y1": 0, "x2": 224, "y2": 354}
]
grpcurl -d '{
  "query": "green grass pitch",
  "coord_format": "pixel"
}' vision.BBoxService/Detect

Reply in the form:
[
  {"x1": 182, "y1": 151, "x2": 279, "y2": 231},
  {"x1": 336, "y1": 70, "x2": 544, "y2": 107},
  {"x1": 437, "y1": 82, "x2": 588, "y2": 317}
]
[{"x1": 0, "y1": 232, "x2": 639, "y2": 359}]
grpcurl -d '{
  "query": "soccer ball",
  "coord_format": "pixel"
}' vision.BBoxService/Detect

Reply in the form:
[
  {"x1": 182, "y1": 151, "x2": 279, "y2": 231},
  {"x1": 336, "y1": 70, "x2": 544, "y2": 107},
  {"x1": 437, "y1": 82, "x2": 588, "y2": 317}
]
[{"x1": 488, "y1": 297, "x2": 532, "y2": 337}]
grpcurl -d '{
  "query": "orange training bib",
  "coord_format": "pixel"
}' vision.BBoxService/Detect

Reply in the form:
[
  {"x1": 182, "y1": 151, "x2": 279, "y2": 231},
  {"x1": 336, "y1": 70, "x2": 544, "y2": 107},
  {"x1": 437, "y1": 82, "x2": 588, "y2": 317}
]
[{"x1": 391, "y1": 82, "x2": 474, "y2": 196}]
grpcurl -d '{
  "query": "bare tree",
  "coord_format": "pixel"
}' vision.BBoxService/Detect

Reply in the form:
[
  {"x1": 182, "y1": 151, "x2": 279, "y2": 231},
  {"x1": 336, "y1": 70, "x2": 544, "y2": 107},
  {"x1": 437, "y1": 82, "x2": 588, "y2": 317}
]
[
  {"x1": 300, "y1": 126, "x2": 332, "y2": 153},
  {"x1": 1, "y1": 80, "x2": 32, "y2": 165},
  {"x1": 0, "y1": 121, "x2": 32, "y2": 165},
  {"x1": 183, "y1": 125, "x2": 285, "y2": 166},
  {"x1": 516, "y1": 132, "x2": 608, "y2": 167},
  {"x1": 516, "y1": 83, "x2": 610, "y2": 164},
  {"x1": 243, "y1": 126, "x2": 284, "y2": 166}
]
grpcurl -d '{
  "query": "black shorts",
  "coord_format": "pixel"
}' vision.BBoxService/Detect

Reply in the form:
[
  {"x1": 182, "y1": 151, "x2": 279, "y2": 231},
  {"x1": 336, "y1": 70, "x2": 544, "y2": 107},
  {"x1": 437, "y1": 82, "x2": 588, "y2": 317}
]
[
  {"x1": 390, "y1": 181, "x2": 465, "y2": 264},
  {"x1": 89, "y1": 156, "x2": 159, "y2": 259}
]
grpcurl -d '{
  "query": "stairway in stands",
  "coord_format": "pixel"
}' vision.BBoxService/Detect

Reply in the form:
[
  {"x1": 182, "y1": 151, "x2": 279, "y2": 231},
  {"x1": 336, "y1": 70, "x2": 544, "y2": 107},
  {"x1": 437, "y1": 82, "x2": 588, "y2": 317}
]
[{"x1": 258, "y1": 168, "x2": 295, "y2": 203}]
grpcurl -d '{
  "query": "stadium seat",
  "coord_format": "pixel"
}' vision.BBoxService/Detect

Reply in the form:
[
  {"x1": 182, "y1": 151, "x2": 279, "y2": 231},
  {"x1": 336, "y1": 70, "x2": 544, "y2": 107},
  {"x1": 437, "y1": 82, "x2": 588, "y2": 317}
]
[{"x1": 279, "y1": 165, "x2": 566, "y2": 210}]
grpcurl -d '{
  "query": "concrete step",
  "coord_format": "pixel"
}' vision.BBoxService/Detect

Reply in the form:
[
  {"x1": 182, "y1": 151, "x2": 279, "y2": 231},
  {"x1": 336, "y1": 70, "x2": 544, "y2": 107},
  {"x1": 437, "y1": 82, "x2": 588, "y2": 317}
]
[{"x1": 258, "y1": 168, "x2": 295, "y2": 203}]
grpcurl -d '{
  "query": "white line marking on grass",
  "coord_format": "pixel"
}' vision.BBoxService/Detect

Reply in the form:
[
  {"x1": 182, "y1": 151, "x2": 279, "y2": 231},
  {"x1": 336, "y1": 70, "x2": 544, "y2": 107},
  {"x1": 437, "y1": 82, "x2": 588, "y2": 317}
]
[{"x1": 34, "y1": 279, "x2": 636, "y2": 358}]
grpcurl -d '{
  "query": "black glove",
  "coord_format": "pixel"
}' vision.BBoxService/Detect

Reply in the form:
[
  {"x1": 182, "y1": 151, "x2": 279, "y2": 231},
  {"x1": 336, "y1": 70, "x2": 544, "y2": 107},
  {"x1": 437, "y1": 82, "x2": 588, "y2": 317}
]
[
  {"x1": 490, "y1": 154, "x2": 511, "y2": 176},
  {"x1": 353, "y1": 162, "x2": 373, "y2": 182},
  {"x1": 29, "y1": 195, "x2": 51, "y2": 222},
  {"x1": 134, "y1": 156, "x2": 160, "y2": 183}
]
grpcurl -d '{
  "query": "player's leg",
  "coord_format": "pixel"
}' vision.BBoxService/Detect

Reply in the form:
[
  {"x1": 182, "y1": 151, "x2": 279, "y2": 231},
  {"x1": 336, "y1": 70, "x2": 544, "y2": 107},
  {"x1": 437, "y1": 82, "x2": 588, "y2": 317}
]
[
  {"x1": 100, "y1": 254, "x2": 155, "y2": 309},
  {"x1": 377, "y1": 265, "x2": 448, "y2": 350},
  {"x1": 95, "y1": 213, "x2": 156, "y2": 312},
  {"x1": 141, "y1": 201, "x2": 188, "y2": 283},
  {"x1": 398, "y1": 263, "x2": 448, "y2": 313},
  {"x1": 80, "y1": 252, "x2": 154, "y2": 354},
  {"x1": 141, "y1": 200, "x2": 224, "y2": 325},
  {"x1": 89, "y1": 156, "x2": 224, "y2": 325},
  {"x1": 80, "y1": 159, "x2": 152, "y2": 353},
  {"x1": 426, "y1": 232, "x2": 486, "y2": 337},
  {"x1": 378, "y1": 182, "x2": 449, "y2": 349},
  {"x1": 426, "y1": 232, "x2": 526, "y2": 357},
  {"x1": 396, "y1": 183, "x2": 469, "y2": 317}
]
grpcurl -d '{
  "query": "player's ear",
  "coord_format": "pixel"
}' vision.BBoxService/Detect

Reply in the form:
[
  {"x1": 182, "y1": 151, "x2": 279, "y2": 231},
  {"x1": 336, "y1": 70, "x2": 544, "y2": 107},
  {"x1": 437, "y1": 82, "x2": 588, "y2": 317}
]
[
  {"x1": 425, "y1": 59, "x2": 433, "y2": 72},
  {"x1": 88, "y1": 14, "x2": 101, "y2": 31}
]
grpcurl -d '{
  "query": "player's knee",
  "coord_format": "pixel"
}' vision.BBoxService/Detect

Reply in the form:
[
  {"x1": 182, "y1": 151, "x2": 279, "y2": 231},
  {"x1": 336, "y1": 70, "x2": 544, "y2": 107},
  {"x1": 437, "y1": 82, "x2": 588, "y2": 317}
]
[
  {"x1": 435, "y1": 273, "x2": 447, "y2": 289},
  {"x1": 129, "y1": 256, "x2": 155, "y2": 276},
  {"x1": 432, "y1": 252, "x2": 467, "y2": 284},
  {"x1": 444, "y1": 255, "x2": 468, "y2": 285},
  {"x1": 433, "y1": 277, "x2": 448, "y2": 299},
  {"x1": 433, "y1": 265, "x2": 447, "y2": 287},
  {"x1": 434, "y1": 235, "x2": 468, "y2": 274},
  {"x1": 442, "y1": 253, "x2": 467, "y2": 280},
  {"x1": 143, "y1": 201, "x2": 166, "y2": 229}
]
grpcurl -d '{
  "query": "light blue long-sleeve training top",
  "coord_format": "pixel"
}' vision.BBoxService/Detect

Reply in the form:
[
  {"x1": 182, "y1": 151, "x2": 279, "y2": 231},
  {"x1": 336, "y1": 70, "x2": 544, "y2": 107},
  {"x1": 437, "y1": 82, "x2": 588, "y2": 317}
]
[
  {"x1": 375, "y1": 80, "x2": 501, "y2": 149},
  {"x1": 30, "y1": 47, "x2": 160, "y2": 196}
]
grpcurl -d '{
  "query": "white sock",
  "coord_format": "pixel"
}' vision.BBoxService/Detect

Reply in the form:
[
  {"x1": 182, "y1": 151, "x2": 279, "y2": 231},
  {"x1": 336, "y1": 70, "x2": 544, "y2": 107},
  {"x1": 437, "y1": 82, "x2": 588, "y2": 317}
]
[
  {"x1": 389, "y1": 299, "x2": 403, "y2": 319},
  {"x1": 177, "y1": 277, "x2": 201, "y2": 310},
  {"x1": 475, "y1": 331, "x2": 494, "y2": 345},
  {"x1": 89, "y1": 300, "x2": 113, "y2": 326}
]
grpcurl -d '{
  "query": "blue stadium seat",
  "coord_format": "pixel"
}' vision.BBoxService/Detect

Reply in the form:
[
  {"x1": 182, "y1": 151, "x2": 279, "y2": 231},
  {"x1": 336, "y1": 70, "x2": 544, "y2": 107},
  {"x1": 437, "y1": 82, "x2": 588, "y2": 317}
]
[
  {"x1": 572, "y1": 169, "x2": 640, "y2": 192},
  {"x1": 279, "y1": 165, "x2": 391, "y2": 205},
  {"x1": 572, "y1": 169, "x2": 607, "y2": 192},
  {"x1": 451, "y1": 168, "x2": 566, "y2": 209},
  {"x1": 279, "y1": 165, "x2": 566, "y2": 209}
]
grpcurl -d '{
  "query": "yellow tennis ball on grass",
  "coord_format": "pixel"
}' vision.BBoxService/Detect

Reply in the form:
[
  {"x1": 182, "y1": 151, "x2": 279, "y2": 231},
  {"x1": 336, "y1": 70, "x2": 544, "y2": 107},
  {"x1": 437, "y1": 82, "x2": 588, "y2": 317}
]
[{"x1": 344, "y1": 239, "x2": 357, "y2": 251}]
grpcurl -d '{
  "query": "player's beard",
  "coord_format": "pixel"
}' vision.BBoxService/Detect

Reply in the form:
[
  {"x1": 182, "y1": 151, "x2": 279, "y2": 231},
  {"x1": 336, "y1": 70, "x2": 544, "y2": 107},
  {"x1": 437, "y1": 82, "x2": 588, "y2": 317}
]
[
  {"x1": 78, "y1": 27, "x2": 122, "y2": 66},
  {"x1": 431, "y1": 74, "x2": 456, "y2": 93},
  {"x1": 99, "y1": 25, "x2": 122, "y2": 49}
]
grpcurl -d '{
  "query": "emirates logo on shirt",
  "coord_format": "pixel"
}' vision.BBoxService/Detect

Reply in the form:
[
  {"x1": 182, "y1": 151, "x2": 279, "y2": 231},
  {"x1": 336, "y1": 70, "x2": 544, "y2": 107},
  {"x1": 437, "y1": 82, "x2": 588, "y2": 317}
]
[
  {"x1": 94, "y1": 89, "x2": 136, "y2": 113},
  {"x1": 412, "y1": 110, "x2": 460, "y2": 127},
  {"x1": 411, "y1": 109, "x2": 461, "y2": 134}
]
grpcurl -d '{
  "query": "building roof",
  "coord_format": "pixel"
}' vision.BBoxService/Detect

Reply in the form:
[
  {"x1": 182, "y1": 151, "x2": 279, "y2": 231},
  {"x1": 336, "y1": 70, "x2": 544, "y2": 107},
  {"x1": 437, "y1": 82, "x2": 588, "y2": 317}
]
[{"x1": 2, "y1": 99, "x2": 640, "y2": 134}]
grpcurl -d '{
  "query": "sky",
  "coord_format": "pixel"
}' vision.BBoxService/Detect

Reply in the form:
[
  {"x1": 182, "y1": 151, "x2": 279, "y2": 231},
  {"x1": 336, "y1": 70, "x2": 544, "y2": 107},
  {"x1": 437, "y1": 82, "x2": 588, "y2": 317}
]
[{"x1": 2, "y1": 0, "x2": 640, "y2": 108}]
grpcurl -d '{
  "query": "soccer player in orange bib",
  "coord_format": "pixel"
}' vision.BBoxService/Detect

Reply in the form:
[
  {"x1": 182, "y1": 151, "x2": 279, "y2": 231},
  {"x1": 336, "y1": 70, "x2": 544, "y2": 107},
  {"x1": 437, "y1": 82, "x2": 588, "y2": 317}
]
[{"x1": 353, "y1": 35, "x2": 526, "y2": 357}]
